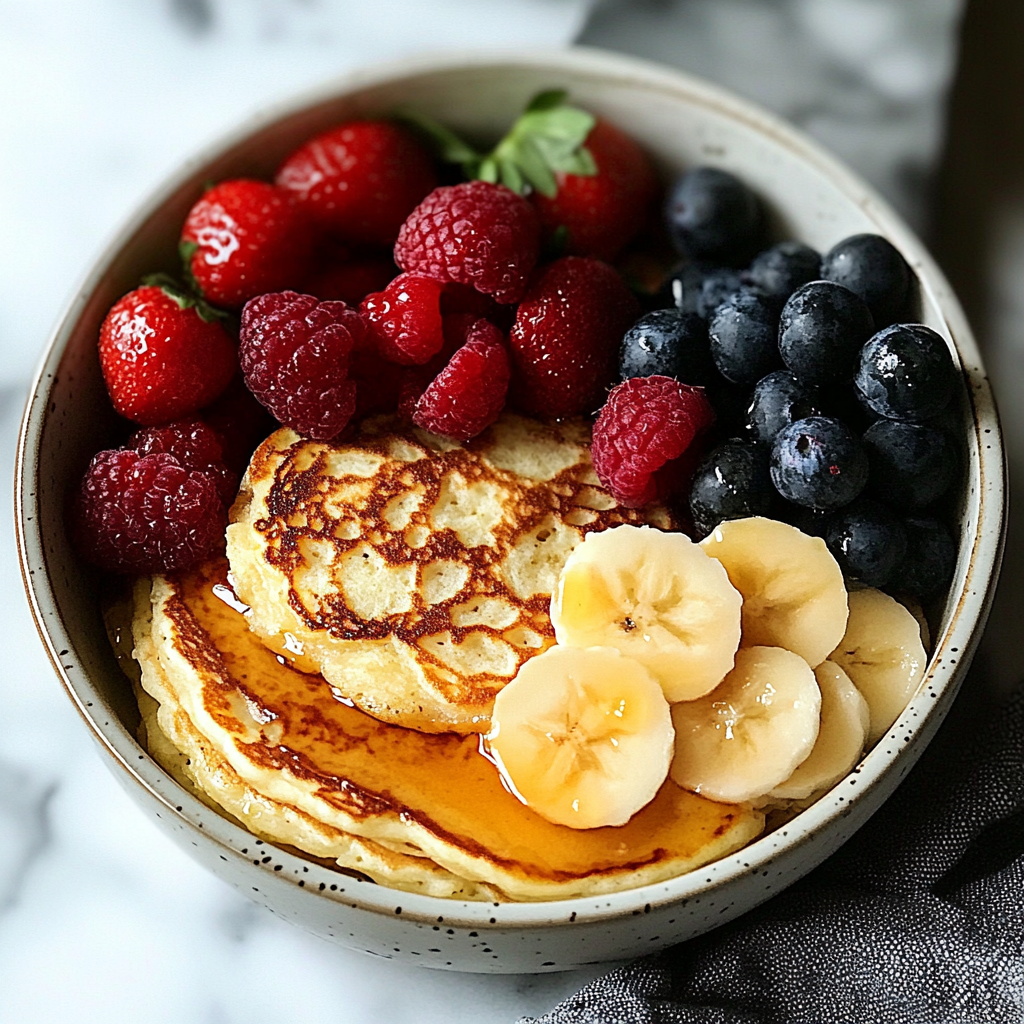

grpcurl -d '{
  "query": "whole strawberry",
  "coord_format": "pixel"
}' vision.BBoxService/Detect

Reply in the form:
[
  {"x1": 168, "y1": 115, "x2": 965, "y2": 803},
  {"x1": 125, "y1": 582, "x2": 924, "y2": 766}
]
[
  {"x1": 510, "y1": 257, "x2": 639, "y2": 418},
  {"x1": 276, "y1": 121, "x2": 437, "y2": 247},
  {"x1": 181, "y1": 179, "x2": 313, "y2": 309},
  {"x1": 98, "y1": 281, "x2": 236, "y2": 426}
]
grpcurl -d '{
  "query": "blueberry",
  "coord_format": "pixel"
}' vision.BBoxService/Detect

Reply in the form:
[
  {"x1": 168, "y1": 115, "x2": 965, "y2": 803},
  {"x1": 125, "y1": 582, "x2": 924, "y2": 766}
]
[
  {"x1": 689, "y1": 440, "x2": 774, "y2": 537},
  {"x1": 862, "y1": 420, "x2": 958, "y2": 509},
  {"x1": 779, "y1": 281, "x2": 875, "y2": 386},
  {"x1": 705, "y1": 378, "x2": 753, "y2": 435},
  {"x1": 665, "y1": 167, "x2": 765, "y2": 266},
  {"x1": 748, "y1": 241, "x2": 821, "y2": 301},
  {"x1": 618, "y1": 310, "x2": 715, "y2": 385},
  {"x1": 663, "y1": 262, "x2": 706, "y2": 314},
  {"x1": 820, "y1": 233, "x2": 912, "y2": 328},
  {"x1": 770, "y1": 416, "x2": 869, "y2": 510},
  {"x1": 698, "y1": 267, "x2": 746, "y2": 318},
  {"x1": 708, "y1": 291, "x2": 781, "y2": 385},
  {"x1": 825, "y1": 498, "x2": 907, "y2": 587},
  {"x1": 855, "y1": 324, "x2": 957, "y2": 422},
  {"x1": 897, "y1": 517, "x2": 956, "y2": 599},
  {"x1": 745, "y1": 370, "x2": 826, "y2": 444}
]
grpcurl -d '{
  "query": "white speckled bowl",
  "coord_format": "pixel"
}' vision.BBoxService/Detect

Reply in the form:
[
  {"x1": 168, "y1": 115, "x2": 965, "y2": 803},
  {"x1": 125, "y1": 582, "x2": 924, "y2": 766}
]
[{"x1": 17, "y1": 48, "x2": 1005, "y2": 973}]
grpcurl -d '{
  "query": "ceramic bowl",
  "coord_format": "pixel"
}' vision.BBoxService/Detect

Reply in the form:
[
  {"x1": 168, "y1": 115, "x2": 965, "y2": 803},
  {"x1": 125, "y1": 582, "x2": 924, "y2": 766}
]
[{"x1": 16, "y1": 48, "x2": 1005, "y2": 974}]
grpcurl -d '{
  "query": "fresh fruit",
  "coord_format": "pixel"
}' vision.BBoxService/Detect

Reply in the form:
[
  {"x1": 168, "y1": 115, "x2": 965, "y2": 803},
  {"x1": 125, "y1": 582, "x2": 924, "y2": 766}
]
[
  {"x1": 551, "y1": 524, "x2": 743, "y2": 702},
  {"x1": 98, "y1": 282, "x2": 236, "y2": 426},
  {"x1": 747, "y1": 241, "x2": 821, "y2": 301},
  {"x1": 708, "y1": 291, "x2": 781, "y2": 385},
  {"x1": 199, "y1": 374, "x2": 277, "y2": 476},
  {"x1": 896, "y1": 517, "x2": 957, "y2": 599},
  {"x1": 485, "y1": 644, "x2": 674, "y2": 829},
  {"x1": 854, "y1": 324, "x2": 957, "y2": 422},
  {"x1": 697, "y1": 267, "x2": 748, "y2": 318},
  {"x1": 127, "y1": 419, "x2": 236, "y2": 505},
  {"x1": 770, "y1": 416, "x2": 869, "y2": 511},
  {"x1": 824, "y1": 498, "x2": 907, "y2": 588},
  {"x1": 778, "y1": 281, "x2": 875, "y2": 386},
  {"x1": 302, "y1": 254, "x2": 398, "y2": 305},
  {"x1": 617, "y1": 309, "x2": 714, "y2": 385},
  {"x1": 360, "y1": 272, "x2": 446, "y2": 365},
  {"x1": 688, "y1": 440, "x2": 774, "y2": 538},
  {"x1": 670, "y1": 646, "x2": 821, "y2": 804},
  {"x1": 180, "y1": 179, "x2": 313, "y2": 309},
  {"x1": 820, "y1": 233, "x2": 911, "y2": 328},
  {"x1": 275, "y1": 120, "x2": 437, "y2": 247},
  {"x1": 700, "y1": 516, "x2": 849, "y2": 668},
  {"x1": 862, "y1": 419, "x2": 958, "y2": 509},
  {"x1": 510, "y1": 256, "x2": 639, "y2": 417},
  {"x1": 745, "y1": 370, "x2": 826, "y2": 445},
  {"x1": 591, "y1": 375, "x2": 715, "y2": 507},
  {"x1": 769, "y1": 661, "x2": 869, "y2": 801},
  {"x1": 829, "y1": 587, "x2": 927, "y2": 743},
  {"x1": 393, "y1": 181, "x2": 540, "y2": 304},
  {"x1": 238, "y1": 291, "x2": 362, "y2": 440}
]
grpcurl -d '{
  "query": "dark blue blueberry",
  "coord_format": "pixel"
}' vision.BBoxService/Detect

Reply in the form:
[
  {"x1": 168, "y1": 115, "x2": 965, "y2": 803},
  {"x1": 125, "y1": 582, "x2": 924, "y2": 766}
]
[
  {"x1": 825, "y1": 498, "x2": 907, "y2": 587},
  {"x1": 665, "y1": 167, "x2": 765, "y2": 266},
  {"x1": 779, "y1": 281, "x2": 875, "y2": 386},
  {"x1": 708, "y1": 291, "x2": 781, "y2": 385},
  {"x1": 698, "y1": 267, "x2": 746, "y2": 318},
  {"x1": 821, "y1": 234, "x2": 912, "y2": 328},
  {"x1": 770, "y1": 415, "x2": 869, "y2": 510},
  {"x1": 745, "y1": 370, "x2": 826, "y2": 444},
  {"x1": 748, "y1": 241, "x2": 821, "y2": 301},
  {"x1": 855, "y1": 323, "x2": 957, "y2": 422},
  {"x1": 689, "y1": 440, "x2": 774, "y2": 537},
  {"x1": 862, "y1": 420, "x2": 958, "y2": 509},
  {"x1": 618, "y1": 309, "x2": 715, "y2": 386},
  {"x1": 663, "y1": 262, "x2": 706, "y2": 314},
  {"x1": 897, "y1": 517, "x2": 956, "y2": 599}
]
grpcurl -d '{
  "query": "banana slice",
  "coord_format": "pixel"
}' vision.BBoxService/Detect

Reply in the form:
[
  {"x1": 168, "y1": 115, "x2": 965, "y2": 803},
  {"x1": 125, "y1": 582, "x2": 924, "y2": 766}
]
[
  {"x1": 829, "y1": 587, "x2": 927, "y2": 745},
  {"x1": 485, "y1": 645, "x2": 674, "y2": 829},
  {"x1": 670, "y1": 646, "x2": 820, "y2": 804},
  {"x1": 551, "y1": 524, "x2": 743, "y2": 702},
  {"x1": 769, "y1": 661, "x2": 869, "y2": 801},
  {"x1": 699, "y1": 517, "x2": 848, "y2": 668}
]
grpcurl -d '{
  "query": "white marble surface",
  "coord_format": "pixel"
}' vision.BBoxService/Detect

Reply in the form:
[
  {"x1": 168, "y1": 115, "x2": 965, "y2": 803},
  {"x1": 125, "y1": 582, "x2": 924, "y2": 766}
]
[{"x1": 0, "y1": 2, "x2": 970, "y2": 1022}]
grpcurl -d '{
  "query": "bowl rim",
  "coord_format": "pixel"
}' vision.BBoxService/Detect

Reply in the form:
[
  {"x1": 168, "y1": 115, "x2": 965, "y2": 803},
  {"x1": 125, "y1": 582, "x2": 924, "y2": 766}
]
[{"x1": 16, "y1": 44, "x2": 1007, "y2": 930}]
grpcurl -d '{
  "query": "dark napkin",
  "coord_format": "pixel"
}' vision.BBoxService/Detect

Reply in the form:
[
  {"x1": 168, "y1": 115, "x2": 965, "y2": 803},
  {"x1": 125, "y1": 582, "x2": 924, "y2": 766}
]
[{"x1": 522, "y1": 672, "x2": 1024, "y2": 1023}]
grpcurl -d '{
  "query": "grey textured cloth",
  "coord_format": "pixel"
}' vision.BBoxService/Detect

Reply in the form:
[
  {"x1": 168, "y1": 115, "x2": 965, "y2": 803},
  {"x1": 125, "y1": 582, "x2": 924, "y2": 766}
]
[{"x1": 523, "y1": 675, "x2": 1024, "y2": 1023}]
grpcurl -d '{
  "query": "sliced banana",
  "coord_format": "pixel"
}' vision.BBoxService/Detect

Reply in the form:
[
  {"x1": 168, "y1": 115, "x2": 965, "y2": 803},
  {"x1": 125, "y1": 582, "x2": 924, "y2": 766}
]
[
  {"x1": 829, "y1": 587, "x2": 927, "y2": 745},
  {"x1": 485, "y1": 645, "x2": 674, "y2": 829},
  {"x1": 551, "y1": 524, "x2": 743, "y2": 702},
  {"x1": 670, "y1": 646, "x2": 820, "y2": 804},
  {"x1": 769, "y1": 661, "x2": 869, "y2": 801},
  {"x1": 699, "y1": 517, "x2": 848, "y2": 668}
]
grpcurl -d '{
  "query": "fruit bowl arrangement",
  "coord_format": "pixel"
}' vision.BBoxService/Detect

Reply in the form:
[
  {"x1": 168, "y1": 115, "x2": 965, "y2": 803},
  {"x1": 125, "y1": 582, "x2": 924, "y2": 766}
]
[{"x1": 17, "y1": 50, "x2": 1004, "y2": 973}]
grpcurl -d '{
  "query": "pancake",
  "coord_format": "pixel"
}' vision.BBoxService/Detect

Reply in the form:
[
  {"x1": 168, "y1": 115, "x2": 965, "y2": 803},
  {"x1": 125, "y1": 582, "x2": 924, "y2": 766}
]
[
  {"x1": 131, "y1": 559, "x2": 765, "y2": 901},
  {"x1": 227, "y1": 414, "x2": 673, "y2": 733}
]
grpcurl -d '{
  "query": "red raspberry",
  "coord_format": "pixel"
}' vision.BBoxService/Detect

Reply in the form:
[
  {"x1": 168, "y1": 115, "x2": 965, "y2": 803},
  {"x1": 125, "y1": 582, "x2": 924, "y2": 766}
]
[
  {"x1": 440, "y1": 283, "x2": 514, "y2": 333},
  {"x1": 71, "y1": 449, "x2": 227, "y2": 575},
  {"x1": 509, "y1": 257, "x2": 639, "y2": 418},
  {"x1": 239, "y1": 291, "x2": 361, "y2": 441},
  {"x1": 303, "y1": 254, "x2": 398, "y2": 305},
  {"x1": 360, "y1": 273, "x2": 446, "y2": 365},
  {"x1": 98, "y1": 284, "x2": 236, "y2": 426},
  {"x1": 276, "y1": 121, "x2": 437, "y2": 247},
  {"x1": 591, "y1": 376, "x2": 716, "y2": 508},
  {"x1": 410, "y1": 320, "x2": 510, "y2": 441},
  {"x1": 128, "y1": 419, "x2": 237, "y2": 505},
  {"x1": 394, "y1": 182, "x2": 540, "y2": 304},
  {"x1": 181, "y1": 179, "x2": 313, "y2": 309}
]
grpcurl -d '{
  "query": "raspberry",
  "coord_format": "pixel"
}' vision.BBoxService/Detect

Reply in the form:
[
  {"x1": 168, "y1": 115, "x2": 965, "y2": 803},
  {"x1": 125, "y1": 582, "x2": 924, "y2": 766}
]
[
  {"x1": 510, "y1": 257, "x2": 640, "y2": 418},
  {"x1": 410, "y1": 320, "x2": 510, "y2": 441},
  {"x1": 394, "y1": 182, "x2": 540, "y2": 304},
  {"x1": 239, "y1": 291, "x2": 361, "y2": 441},
  {"x1": 72, "y1": 449, "x2": 227, "y2": 575},
  {"x1": 303, "y1": 254, "x2": 398, "y2": 305},
  {"x1": 592, "y1": 376, "x2": 716, "y2": 508},
  {"x1": 360, "y1": 273, "x2": 446, "y2": 365},
  {"x1": 128, "y1": 419, "x2": 237, "y2": 505}
]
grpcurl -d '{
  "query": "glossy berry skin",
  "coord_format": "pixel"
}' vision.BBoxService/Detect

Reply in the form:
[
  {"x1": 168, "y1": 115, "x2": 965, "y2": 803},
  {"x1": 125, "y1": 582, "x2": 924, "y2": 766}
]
[
  {"x1": 275, "y1": 121, "x2": 437, "y2": 247},
  {"x1": 770, "y1": 415, "x2": 869, "y2": 511},
  {"x1": 360, "y1": 273, "x2": 446, "y2": 365},
  {"x1": 698, "y1": 267, "x2": 748, "y2": 319},
  {"x1": 181, "y1": 179, "x2": 313, "y2": 309},
  {"x1": 128, "y1": 419, "x2": 236, "y2": 505},
  {"x1": 689, "y1": 439, "x2": 774, "y2": 538},
  {"x1": 855, "y1": 324, "x2": 957, "y2": 422},
  {"x1": 825, "y1": 498, "x2": 907, "y2": 588},
  {"x1": 747, "y1": 241, "x2": 821, "y2": 301},
  {"x1": 531, "y1": 119, "x2": 657, "y2": 261},
  {"x1": 618, "y1": 309, "x2": 714, "y2": 386},
  {"x1": 820, "y1": 233, "x2": 912, "y2": 328},
  {"x1": 708, "y1": 291, "x2": 781, "y2": 385},
  {"x1": 862, "y1": 419, "x2": 957, "y2": 509},
  {"x1": 394, "y1": 181, "x2": 540, "y2": 304},
  {"x1": 745, "y1": 370, "x2": 826, "y2": 444},
  {"x1": 98, "y1": 285, "x2": 236, "y2": 426},
  {"x1": 779, "y1": 281, "x2": 875, "y2": 386},
  {"x1": 897, "y1": 517, "x2": 957, "y2": 599},
  {"x1": 510, "y1": 257, "x2": 639, "y2": 417},
  {"x1": 664, "y1": 167, "x2": 764, "y2": 266}
]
